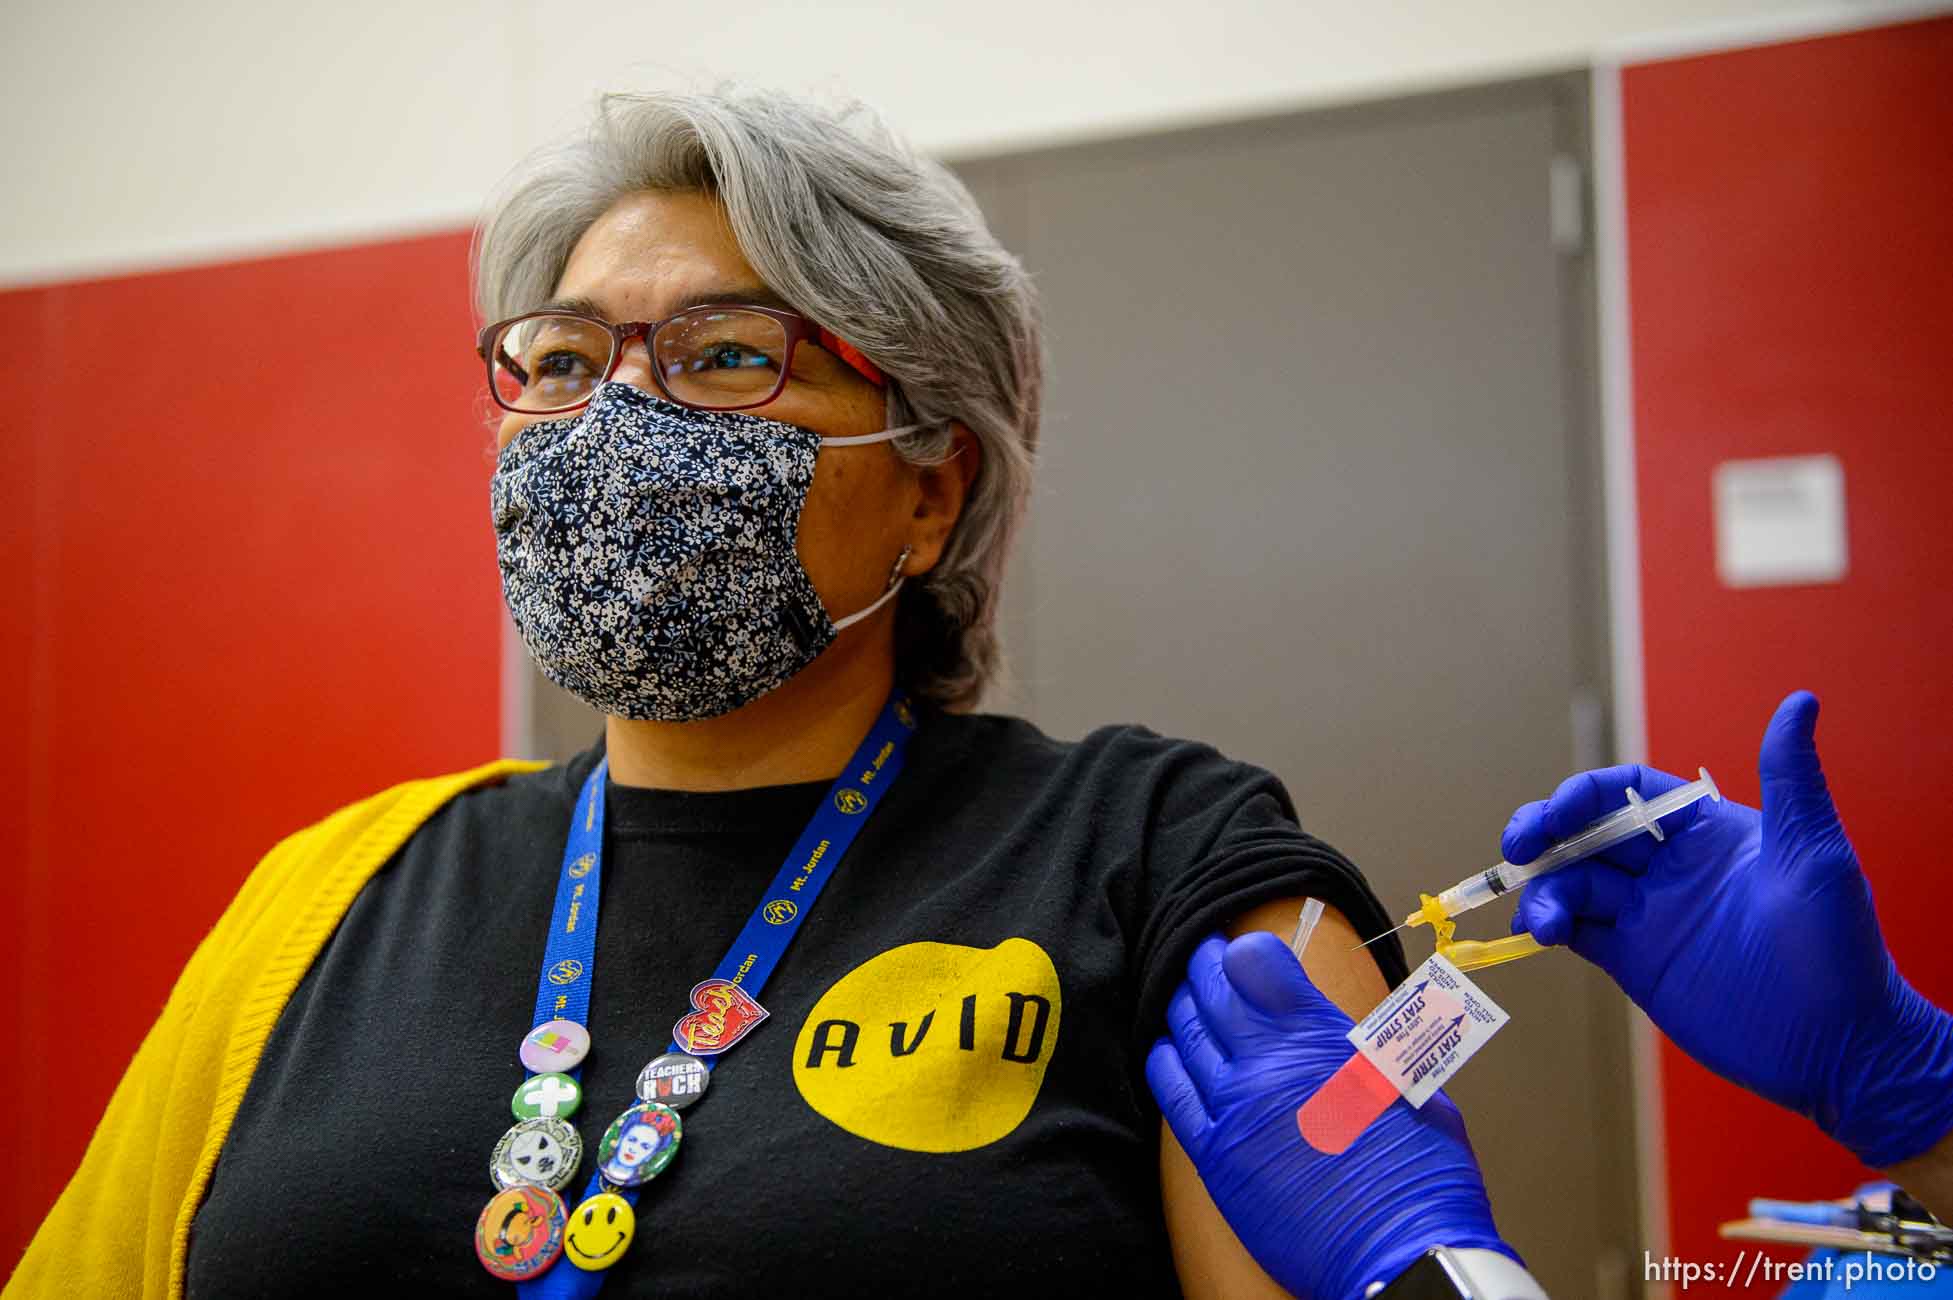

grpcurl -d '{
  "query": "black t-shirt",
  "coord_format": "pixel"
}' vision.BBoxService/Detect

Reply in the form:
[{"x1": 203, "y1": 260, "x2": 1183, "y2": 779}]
[{"x1": 186, "y1": 708, "x2": 1406, "y2": 1298}]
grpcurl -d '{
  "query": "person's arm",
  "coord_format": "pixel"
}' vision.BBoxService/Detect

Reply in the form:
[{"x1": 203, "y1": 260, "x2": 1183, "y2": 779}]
[
  {"x1": 6, "y1": 913, "x2": 230, "y2": 1298},
  {"x1": 1149, "y1": 924, "x2": 1527, "y2": 1300},
  {"x1": 1887, "y1": 1130, "x2": 1953, "y2": 1224},
  {"x1": 7, "y1": 761, "x2": 545, "y2": 1300},
  {"x1": 1509, "y1": 691, "x2": 1953, "y2": 1212},
  {"x1": 1160, "y1": 899, "x2": 1390, "y2": 1300}
]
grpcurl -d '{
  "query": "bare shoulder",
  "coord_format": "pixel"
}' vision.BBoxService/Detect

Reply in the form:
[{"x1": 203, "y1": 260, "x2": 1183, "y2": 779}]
[{"x1": 1226, "y1": 896, "x2": 1391, "y2": 1017}]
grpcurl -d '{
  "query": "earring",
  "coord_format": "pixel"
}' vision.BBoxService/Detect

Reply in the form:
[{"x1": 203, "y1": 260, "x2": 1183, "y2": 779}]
[{"x1": 887, "y1": 545, "x2": 913, "y2": 591}]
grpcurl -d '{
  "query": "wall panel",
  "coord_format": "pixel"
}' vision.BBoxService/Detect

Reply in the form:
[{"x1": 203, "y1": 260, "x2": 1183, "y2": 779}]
[
  {"x1": 1620, "y1": 13, "x2": 1953, "y2": 1280},
  {"x1": 0, "y1": 230, "x2": 504, "y2": 1265}
]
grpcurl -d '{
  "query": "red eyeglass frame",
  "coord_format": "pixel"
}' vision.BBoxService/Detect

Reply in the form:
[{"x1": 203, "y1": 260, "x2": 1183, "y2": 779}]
[{"x1": 476, "y1": 303, "x2": 886, "y2": 416}]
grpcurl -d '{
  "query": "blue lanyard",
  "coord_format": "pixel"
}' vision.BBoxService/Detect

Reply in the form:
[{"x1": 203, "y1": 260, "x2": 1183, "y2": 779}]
[
  {"x1": 528, "y1": 760, "x2": 608, "y2": 1076},
  {"x1": 518, "y1": 691, "x2": 917, "y2": 1299}
]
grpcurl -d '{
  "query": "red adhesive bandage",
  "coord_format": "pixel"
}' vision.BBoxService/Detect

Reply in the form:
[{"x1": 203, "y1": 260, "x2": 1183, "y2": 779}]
[{"x1": 1296, "y1": 1052, "x2": 1400, "y2": 1155}]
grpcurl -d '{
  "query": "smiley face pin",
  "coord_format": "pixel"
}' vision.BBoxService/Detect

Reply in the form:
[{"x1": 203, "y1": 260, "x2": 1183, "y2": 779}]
[{"x1": 563, "y1": 1191, "x2": 635, "y2": 1271}]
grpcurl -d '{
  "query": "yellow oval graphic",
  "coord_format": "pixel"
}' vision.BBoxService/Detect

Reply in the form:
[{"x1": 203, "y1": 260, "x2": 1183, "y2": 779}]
[{"x1": 792, "y1": 938, "x2": 1061, "y2": 1153}]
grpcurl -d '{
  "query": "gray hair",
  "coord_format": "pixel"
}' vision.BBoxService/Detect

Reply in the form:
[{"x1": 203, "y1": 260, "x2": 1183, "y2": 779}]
[{"x1": 473, "y1": 88, "x2": 1043, "y2": 712}]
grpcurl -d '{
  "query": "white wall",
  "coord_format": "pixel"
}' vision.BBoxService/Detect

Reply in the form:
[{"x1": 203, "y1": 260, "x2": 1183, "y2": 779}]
[{"x1": 0, "y1": 0, "x2": 1864, "y2": 286}]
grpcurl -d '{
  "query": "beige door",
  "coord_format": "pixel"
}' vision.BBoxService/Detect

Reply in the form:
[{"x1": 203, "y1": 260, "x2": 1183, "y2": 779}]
[{"x1": 958, "y1": 75, "x2": 1635, "y2": 1300}]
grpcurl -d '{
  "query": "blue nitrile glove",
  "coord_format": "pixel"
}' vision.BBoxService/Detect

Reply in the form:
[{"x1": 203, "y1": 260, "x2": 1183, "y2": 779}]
[
  {"x1": 1145, "y1": 931, "x2": 1516, "y2": 1299},
  {"x1": 1507, "y1": 690, "x2": 1953, "y2": 1169}
]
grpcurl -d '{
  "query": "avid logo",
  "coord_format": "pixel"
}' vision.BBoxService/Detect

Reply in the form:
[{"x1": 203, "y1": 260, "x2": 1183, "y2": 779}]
[
  {"x1": 801, "y1": 988, "x2": 1052, "y2": 1068},
  {"x1": 792, "y1": 938, "x2": 1062, "y2": 1153}
]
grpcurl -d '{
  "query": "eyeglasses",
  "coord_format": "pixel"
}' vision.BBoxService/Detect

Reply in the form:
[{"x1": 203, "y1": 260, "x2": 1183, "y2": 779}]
[{"x1": 477, "y1": 304, "x2": 827, "y2": 416}]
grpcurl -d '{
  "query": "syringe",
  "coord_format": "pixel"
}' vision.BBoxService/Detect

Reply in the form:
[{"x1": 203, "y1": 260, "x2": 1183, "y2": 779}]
[{"x1": 1359, "y1": 768, "x2": 1722, "y2": 952}]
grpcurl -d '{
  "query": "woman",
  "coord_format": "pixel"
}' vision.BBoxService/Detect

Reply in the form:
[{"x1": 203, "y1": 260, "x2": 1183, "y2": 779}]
[{"x1": 14, "y1": 89, "x2": 1418, "y2": 1299}]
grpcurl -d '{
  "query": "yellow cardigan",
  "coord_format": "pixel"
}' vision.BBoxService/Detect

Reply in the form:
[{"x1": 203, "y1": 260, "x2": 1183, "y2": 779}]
[{"x1": 5, "y1": 759, "x2": 547, "y2": 1300}]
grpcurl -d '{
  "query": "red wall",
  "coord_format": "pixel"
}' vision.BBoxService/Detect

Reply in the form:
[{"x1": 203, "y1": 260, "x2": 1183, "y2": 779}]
[
  {"x1": 1622, "y1": 15, "x2": 1953, "y2": 1282},
  {"x1": 0, "y1": 231, "x2": 505, "y2": 1267}
]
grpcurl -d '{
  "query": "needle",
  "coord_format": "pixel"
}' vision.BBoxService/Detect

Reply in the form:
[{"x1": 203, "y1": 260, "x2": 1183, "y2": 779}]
[{"x1": 1350, "y1": 921, "x2": 1409, "y2": 952}]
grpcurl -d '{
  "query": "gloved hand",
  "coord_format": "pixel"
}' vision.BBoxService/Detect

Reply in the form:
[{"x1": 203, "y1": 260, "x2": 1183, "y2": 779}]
[
  {"x1": 1507, "y1": 690, "x2": 1953, "y2": 1169},
  {"x1": 1145, "y1": 931, "x2": 1515, "y2": 1299}
]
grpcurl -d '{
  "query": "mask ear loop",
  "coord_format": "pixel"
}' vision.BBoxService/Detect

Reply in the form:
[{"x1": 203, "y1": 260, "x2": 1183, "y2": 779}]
[
  {"x1": 830, "y1": 545, "x2": 911, "y2": 632},
  {"x1": 819, "y1": 423, "x2": 929, "y2": 447}
]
